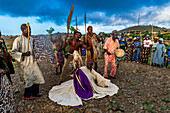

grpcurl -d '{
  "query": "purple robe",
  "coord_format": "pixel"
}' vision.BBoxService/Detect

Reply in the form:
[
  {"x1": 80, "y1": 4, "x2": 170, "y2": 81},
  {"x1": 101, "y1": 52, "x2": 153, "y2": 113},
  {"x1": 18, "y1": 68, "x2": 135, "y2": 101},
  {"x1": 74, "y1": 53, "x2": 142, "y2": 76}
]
[{"x1": 73, "y1": 69, "x2": 93, "y2": 99}]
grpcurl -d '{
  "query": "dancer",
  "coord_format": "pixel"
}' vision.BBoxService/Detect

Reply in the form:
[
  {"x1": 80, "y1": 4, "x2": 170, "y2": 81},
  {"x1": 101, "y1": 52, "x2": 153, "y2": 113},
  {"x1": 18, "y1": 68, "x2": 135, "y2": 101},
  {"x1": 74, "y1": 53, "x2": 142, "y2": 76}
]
[{"x1": 49, "y1": 58, "x2": 119, "y2": 107}]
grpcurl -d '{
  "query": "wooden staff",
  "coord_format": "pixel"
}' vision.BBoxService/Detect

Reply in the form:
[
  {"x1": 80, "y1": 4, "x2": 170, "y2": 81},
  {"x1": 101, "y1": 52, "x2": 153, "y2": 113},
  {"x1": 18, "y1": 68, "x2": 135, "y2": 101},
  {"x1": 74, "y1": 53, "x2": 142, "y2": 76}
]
[
  {"x1": 85, "y1": 12, "x2": 88, "y2": 61},
  {"x1": 150, "y1": 24, "x2": 154, "y2": 65},
  {"x1": 67, "y1": 5, "x2": 74, "y2": 34},
  {"x1": 26, "y1": 23, "x2": 30, "y2": 52}
]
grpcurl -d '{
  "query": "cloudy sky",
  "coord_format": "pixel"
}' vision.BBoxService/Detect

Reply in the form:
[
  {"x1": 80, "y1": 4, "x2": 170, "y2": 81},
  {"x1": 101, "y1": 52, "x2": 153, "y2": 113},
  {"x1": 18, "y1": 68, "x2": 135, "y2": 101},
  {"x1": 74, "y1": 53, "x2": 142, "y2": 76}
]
[{"x1": 0, "y1": 0, "x2": 170, "y2": 35}]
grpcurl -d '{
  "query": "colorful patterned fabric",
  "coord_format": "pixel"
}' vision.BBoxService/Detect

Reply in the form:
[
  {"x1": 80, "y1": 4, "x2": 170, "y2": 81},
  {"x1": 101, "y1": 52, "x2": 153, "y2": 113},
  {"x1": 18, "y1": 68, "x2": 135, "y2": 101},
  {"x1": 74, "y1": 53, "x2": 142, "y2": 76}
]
[
  {"x1": 0, "y1": 73, "x2": 16, "y2": 112},
  {"x1": 33, "y1": 35, "x2": 57, "y2": 65},
  {"x1": 120, "y1": 36, "x2": 126, "y2": 46},
  {"x1": 141, "y1": 47, "x2": 150, "y2": 64},
  {"x1": 103, "y1": 37, "x2": 119, "y2": 77},
  {"x1": 125, "y1": 41, "x2": 133, "y2": 61}
]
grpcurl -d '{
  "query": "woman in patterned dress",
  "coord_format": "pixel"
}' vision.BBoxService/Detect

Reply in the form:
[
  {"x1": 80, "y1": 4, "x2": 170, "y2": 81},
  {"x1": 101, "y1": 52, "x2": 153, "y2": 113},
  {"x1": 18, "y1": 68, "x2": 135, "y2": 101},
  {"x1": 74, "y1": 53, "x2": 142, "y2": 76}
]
[{"x1": 125, "y1": 37, "x2": 133, "y2": 61}]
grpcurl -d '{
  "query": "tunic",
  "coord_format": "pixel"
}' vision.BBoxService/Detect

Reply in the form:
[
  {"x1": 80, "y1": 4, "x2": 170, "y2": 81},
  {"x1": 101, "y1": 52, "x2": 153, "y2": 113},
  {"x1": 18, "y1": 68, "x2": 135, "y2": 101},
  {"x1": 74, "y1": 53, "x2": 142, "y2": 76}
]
[{"x1": 11, "y1": 35, "x2": 45, "y2": 88}]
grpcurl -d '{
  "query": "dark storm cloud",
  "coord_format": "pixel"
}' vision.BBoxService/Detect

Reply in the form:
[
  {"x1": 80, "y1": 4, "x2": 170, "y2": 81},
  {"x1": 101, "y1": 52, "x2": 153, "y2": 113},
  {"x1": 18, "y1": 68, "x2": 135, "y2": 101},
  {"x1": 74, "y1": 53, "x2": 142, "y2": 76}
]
[{"x1": 0, "y1": 0, "x2": 169, "y2": 25}]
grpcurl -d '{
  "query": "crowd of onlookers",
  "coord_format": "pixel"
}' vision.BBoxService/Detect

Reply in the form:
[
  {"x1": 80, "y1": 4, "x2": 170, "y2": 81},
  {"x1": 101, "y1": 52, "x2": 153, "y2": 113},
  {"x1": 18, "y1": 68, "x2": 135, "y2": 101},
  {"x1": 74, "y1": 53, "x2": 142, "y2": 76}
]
[{"x1": 100, "y1": 33, "x2": 170, "y2": 68}]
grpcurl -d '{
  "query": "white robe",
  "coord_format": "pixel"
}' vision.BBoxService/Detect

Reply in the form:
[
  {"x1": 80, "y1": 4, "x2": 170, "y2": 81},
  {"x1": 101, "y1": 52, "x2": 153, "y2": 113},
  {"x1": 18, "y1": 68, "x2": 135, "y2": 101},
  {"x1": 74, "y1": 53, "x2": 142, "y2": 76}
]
[
  {"x1": 49, "y1": 66, "x2": 119, "y2": 106},
  {"x1": 11, "y1": 35, "x2": 45, "y2": 88}
]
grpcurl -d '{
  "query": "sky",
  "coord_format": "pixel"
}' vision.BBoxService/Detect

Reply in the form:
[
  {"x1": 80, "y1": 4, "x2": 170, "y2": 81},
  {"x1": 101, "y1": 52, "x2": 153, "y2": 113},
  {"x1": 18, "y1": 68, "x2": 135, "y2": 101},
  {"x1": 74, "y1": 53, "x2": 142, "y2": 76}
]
[{"x1": 0, "y1": 0, "x2": 170, "y2": 35}]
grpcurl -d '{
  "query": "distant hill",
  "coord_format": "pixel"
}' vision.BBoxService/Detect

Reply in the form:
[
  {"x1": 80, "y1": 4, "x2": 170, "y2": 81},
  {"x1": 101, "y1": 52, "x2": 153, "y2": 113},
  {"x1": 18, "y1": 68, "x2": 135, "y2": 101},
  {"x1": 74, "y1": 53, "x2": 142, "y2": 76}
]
[{"x1": 118, "y1": 25, "x2": 170, "y2": 33}]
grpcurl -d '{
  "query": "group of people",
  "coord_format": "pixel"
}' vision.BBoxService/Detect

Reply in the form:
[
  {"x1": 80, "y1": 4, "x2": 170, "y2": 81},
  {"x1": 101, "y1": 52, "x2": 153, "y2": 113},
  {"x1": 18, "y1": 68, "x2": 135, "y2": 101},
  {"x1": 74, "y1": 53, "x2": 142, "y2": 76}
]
[
  {"x1": 0, "y1": 24, "x2": 121, "y2": 112},
  {"x1": 1, "y1": 22, "x2": 169, "y2": 111},
  {"x1": 120, "y1": 34, "x2": 167, "y2": 68}
]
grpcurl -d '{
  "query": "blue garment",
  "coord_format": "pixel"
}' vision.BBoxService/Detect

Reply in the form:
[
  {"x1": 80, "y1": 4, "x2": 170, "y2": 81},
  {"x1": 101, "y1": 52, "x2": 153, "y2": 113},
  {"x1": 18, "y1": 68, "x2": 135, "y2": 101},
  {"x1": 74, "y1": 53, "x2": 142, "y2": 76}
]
[
  {"x1": 168, "y1": 46, "x2": 170, "y2": 56},
  {"x1": 120, "y1": 36, "x2": 126, "y2": 46},
  {"x1": 81, "y1": 48, "x2": 86, "y2": 56},
  {"x1": 153, "y1": 43, "x2": 165, "y2": 65},
  {"x1": 132, "y1": 41, "x2": 141, "y2": 61}
]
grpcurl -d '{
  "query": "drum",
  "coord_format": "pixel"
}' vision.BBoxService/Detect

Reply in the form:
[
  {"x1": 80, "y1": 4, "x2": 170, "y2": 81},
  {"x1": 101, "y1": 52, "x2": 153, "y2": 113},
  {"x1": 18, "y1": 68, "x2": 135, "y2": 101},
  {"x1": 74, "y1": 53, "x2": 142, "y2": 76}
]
[{"x1": 114, "y1": 49, "x2": 125, "y2": 58}]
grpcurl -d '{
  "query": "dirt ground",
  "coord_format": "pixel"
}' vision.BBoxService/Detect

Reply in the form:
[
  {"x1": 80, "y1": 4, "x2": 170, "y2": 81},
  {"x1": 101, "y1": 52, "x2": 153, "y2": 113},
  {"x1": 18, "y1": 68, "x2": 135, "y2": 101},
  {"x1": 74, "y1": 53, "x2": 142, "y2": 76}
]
[{"x1": 12, "y1": 59, "x2": 170, "y2": 113}]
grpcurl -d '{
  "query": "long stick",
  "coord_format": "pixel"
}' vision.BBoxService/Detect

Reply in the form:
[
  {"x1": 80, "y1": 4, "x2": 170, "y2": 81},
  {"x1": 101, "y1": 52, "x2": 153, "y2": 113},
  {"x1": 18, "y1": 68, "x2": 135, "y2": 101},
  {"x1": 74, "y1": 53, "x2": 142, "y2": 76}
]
[
  {"x1": 67, "y1": 5, "x2": 74, "y2": 34},
  {"x1": 26, "y1": 23, "x2": 30, "y2": 52},
  {"x1": 150, "y1": 24, "x2": 154, "y2": 65},
  {"x1": 85, "y1": 12, "x2": 88, "y2": 61}
]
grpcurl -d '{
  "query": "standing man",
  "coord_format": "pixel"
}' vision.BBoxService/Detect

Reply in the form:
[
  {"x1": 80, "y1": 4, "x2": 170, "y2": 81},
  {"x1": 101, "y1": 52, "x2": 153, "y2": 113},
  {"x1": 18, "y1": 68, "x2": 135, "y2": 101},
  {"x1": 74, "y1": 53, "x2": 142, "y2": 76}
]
[
  {"x1": 103, "y1": 30, "x2": 120, "y2": 79},
  {"x1": 59, "y1": 31, "x2": 91, "y2": 84},
  {"x1": 84, "y1": 26, "x2": 102, "y2": 71},
  {"x1": 54, "y1": 33, "x2": 64, "y2": 74},
  {"x1": 11, "y1": 24, "x2": 45, "y2": 100}
]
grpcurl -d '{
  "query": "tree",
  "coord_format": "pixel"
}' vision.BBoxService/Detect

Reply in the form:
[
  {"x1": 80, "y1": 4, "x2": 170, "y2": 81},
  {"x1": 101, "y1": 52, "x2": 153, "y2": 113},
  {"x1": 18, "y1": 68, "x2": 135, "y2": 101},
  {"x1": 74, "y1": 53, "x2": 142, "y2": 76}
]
[{"x1": 46, "y1": 27, "x2": 55, "y2": 42}]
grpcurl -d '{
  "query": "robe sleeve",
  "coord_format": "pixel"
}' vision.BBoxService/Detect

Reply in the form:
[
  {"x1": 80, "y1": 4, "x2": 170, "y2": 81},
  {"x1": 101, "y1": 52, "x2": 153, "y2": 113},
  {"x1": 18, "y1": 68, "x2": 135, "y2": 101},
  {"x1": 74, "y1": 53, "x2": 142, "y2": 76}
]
[
  {"x1": 92, "y1": 69, "x2": 110, "y2": 87},
  {"x1": 11, "y1": 38, "x2": 23, "y2": 62}
]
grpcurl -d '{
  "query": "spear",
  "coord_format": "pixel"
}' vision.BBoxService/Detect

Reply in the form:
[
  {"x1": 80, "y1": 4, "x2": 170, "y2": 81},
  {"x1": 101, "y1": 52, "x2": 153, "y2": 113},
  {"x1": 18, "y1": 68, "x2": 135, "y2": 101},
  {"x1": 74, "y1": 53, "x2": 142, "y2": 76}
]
[
  {"x1": 150, "y1": 24, "x2": 154, "y2": 65},
  {"x1": 85, "y1": 12, "x2": 86, "y2": 35},
  {"x1": 26, "y1": 23, "x2": 30, "y2": 52}
]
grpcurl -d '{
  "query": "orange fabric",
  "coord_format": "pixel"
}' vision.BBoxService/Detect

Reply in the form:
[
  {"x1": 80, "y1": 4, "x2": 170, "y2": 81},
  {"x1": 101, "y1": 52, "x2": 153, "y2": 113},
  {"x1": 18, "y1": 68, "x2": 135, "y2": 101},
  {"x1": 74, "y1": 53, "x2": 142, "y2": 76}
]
[{"x1": 103, "y1": 37, "x2": 119, "y2": 77}]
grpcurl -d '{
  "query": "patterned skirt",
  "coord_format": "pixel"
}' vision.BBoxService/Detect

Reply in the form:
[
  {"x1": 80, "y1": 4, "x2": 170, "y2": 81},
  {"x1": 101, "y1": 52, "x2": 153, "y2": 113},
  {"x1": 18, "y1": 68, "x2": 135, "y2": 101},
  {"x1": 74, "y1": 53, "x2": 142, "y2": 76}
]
[
  {"x1": 141, "y1": 47, "x2": 150, "y2": 64},
  {"x1": 125, "y1": 47, "x2": 133, "y2": 61},
  {"x1": 0, "y1": 74, "x2": 16, "y2": 113}
]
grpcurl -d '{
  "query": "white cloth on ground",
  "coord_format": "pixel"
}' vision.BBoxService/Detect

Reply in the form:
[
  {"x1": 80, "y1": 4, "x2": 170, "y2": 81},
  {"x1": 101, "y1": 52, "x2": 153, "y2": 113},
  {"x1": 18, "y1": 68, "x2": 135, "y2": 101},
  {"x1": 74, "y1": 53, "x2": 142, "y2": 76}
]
[{"x1": 49, "y1": 66, "x2": 119, "y2": 106}]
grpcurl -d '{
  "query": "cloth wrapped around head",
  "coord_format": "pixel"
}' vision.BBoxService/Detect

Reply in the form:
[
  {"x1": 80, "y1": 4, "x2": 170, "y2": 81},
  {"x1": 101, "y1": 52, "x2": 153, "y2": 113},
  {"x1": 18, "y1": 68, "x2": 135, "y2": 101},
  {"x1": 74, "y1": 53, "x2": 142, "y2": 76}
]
[
  {"x1": 159, "y1": 38, "x2": 163, "y2": 43},
  {"x1": 86, "y1": 59, "x2": 93, "y2": 63},
  {"x1": 137, "y1": 36, "x2": 140, "y2": 40}
]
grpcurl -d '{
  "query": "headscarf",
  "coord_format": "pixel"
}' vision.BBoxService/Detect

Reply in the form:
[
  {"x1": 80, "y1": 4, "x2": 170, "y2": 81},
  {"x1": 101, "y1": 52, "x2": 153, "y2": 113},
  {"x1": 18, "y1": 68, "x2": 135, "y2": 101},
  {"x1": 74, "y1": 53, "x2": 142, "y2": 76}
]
[
  {"x1": 137, "y1": 36, "x2": 140, "y2": 40},
  {"x1": 86, "y1": 59, "x2": 93, "y2": 63},
  {"x1": 159, "y1": 38, "x2": 163, "y2": 43}
]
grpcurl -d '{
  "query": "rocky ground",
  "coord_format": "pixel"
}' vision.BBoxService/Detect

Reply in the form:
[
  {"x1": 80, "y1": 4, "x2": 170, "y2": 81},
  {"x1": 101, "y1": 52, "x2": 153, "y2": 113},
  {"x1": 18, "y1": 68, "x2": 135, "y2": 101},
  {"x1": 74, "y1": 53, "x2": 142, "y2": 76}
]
[{"x1": 12, "y1": 59, "x2": 170, "y2": 113}]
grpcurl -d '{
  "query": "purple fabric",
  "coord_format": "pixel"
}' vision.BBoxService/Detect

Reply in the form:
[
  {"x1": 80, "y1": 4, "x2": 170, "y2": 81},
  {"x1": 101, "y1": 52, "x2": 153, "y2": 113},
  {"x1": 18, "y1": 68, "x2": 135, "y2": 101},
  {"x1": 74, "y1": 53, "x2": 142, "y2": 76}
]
[{"x1": 73, "y1": 69, "x2": 93, "y2": 99}]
